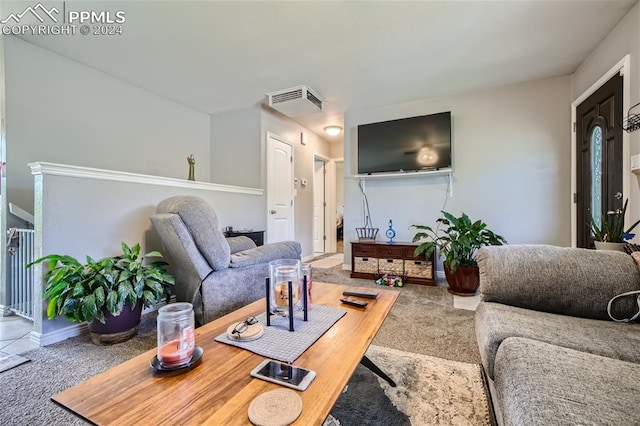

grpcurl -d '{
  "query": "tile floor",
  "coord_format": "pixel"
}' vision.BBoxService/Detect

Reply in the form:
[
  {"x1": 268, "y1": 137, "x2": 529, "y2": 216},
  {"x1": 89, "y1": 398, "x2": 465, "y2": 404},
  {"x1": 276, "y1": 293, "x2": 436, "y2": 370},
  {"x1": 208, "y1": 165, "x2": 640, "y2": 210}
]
[{"x1": 0, "y1": 315, "x2": 38, "y2": 355}]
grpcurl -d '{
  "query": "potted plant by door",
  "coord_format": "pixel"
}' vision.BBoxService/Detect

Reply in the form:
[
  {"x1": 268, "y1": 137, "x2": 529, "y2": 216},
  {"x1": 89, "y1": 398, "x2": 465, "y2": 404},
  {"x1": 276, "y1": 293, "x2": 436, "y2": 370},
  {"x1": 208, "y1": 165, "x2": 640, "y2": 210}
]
[
  {"x1": 29, "y1": 242, "x2": 174, "y2": 345},
  {"x1": 412, "y1": 211, "x2": 507, "y2": 296},
  {"x1": 590, "y1": 198, "x2": 640, "y2": 251}
]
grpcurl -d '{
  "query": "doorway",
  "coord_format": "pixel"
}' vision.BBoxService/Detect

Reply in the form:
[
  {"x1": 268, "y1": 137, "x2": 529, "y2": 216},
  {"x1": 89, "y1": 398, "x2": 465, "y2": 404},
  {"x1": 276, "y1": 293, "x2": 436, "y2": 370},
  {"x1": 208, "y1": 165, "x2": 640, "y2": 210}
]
[
  {"x1": 266, "y1": 133, "x2": 294, "y2": 243},
  {"x1": 571, "y1": 55, "x2": 631, "y2": 248},
  {"x1": 575, "y1": 73, "x2": 623, "y2": 248}
]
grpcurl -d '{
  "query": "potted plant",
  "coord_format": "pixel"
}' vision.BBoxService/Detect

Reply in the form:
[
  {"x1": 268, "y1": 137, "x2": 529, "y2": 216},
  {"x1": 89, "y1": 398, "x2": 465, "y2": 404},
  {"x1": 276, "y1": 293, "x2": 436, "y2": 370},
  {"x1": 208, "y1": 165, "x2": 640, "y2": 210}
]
[
  {"x1": 590, "y1": 198, "x2": 640, "y2": 251},
  {"x1": 412, "y1": 211, "x2": 507, "y2": 296},
  {"x1": 28, "y1": 242, "x2": 175, "y2": 345}
]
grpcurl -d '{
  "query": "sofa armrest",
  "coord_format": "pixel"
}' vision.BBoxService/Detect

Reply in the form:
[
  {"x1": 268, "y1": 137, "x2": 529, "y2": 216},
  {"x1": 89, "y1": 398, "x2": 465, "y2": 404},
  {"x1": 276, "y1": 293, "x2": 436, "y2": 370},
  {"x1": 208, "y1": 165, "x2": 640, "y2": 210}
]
[
  {"x1": 477, "y1": 245, "x2": 640, "y2": 320},
  {"x1": 227, "y1": 236, "x2": 257, "y2": 254},
  {"x1": 229, "y1": 241, "x2": 302, "y2": 269}
]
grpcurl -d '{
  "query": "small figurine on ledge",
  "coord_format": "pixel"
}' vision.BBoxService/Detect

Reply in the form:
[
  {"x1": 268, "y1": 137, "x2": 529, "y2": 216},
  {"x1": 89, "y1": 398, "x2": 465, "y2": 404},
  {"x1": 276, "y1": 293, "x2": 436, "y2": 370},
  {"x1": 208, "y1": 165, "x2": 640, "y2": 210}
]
[{"x1": 187, "y1": 154, "x2": 196, "y2": 181}]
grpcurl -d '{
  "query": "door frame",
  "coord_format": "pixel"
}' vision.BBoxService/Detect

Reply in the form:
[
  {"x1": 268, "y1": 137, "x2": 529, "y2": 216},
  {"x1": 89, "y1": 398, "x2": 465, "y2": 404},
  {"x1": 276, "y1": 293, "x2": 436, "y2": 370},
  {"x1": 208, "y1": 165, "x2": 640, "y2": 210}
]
[
  {"x1": 324, "y1": 156, "x2": 343, "y2": 254},
  {"x1": 571, "y1": 54, "x2": 630, "y2": 247},
  {"x1": 0, "y1": 31, "x2": 8, "y2": 315},
  {"x1": 265, "y1": 131, "x2": 295, "y2": 243},
  {"x1": 312, "y1": 153, "x2": 329, "y2": 254}
]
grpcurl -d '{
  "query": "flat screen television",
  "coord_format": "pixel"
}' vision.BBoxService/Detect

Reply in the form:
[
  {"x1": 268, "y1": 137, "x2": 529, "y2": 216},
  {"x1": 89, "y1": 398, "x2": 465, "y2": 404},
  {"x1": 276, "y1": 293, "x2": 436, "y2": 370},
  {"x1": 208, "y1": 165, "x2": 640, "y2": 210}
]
[{"x1": 357, "y1": 111, "x2": 452, "y2": 175}]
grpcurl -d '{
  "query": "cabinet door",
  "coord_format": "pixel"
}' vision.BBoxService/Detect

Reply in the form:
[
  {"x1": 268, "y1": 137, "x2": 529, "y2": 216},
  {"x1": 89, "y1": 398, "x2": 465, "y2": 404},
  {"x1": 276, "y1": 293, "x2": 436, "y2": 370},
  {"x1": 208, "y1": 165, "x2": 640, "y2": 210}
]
[
  {"x1": 403, "y1": 247, "x2": 433, "y2": 280},
  {"x1": 353, "y1": 244, "x2": 376, "y2": 257},
  {"x1": 376, "y1": 246, "x2": 404, "y2": 259},
  {"x1": 378, "y1": 258, "x2": 404, "y2": 276},
  {"x1": 354, "y1": 256, "x2": 378, "y2": 274}
]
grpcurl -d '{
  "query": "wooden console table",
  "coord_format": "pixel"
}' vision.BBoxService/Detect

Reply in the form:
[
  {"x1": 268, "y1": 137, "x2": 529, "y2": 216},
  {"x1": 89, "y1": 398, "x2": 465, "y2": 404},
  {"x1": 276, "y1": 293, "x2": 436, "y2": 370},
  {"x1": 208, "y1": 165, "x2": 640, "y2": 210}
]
[{"x1": 351, "y1": 241, "x2": 435, "y2": 285}]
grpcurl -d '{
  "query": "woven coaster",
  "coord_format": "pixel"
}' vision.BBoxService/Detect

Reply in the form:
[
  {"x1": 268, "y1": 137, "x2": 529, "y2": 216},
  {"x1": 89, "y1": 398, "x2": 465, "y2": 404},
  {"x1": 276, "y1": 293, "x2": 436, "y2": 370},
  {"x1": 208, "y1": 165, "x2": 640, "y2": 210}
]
[{"x1": 248, "y1": 388, "x2": 302, "y2": 426}]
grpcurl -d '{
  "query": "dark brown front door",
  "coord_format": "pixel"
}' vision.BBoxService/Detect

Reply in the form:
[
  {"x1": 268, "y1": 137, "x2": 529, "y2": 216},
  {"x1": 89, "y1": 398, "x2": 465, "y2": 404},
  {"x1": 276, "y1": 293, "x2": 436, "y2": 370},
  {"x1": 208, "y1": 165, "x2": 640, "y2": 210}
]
[{"x1": 576, "y1": 73, "x2": 623, "y2": 248}]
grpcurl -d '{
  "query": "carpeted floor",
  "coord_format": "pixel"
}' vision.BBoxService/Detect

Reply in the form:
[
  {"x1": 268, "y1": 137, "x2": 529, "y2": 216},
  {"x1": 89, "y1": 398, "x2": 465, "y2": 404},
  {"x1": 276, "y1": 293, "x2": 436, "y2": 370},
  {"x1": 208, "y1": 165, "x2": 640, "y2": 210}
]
[
  {"x1": 0, "y1": 265, "x2": 486, "y2": 425},
  {"x1": 313, "y1": 266, "x2": 481, "y2": 364}
]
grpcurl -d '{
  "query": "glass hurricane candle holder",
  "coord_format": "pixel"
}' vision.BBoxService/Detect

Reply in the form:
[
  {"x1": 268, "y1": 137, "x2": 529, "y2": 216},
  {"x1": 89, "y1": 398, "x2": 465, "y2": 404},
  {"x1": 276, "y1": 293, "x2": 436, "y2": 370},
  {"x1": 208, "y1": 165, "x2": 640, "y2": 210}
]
[
  {"x1": 157, "y1": 302, "x2": 195, "y2": 368},
  {"x1": 302, "y1": 263, "x2": 312, "y2": 311},
  {"x1": 269, "y1": 259, "x2": 303, "y2": 315}
]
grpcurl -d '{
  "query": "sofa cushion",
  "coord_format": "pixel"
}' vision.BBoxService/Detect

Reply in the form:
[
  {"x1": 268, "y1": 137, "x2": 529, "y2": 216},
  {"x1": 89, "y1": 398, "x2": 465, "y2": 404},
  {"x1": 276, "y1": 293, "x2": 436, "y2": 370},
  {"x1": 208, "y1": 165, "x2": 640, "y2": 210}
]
[
  {"x1": 476, "y1": 301, "x2": 640, "y2": 380},
  {"x1": 494, "y1": 337, "x2": 640, "y2": 426},
  {"x1": 156, "y1": 196, "x2": 230, "y2": 271},
  {"x1": 230, "y1": 241, "x2": 302, "y2": 269},
  {"x1": 227, "y1": 236, "x2": 257, "y2": 254},
  {"x1": 477, "y1": 245, "x2": 640, "y2": 320}
]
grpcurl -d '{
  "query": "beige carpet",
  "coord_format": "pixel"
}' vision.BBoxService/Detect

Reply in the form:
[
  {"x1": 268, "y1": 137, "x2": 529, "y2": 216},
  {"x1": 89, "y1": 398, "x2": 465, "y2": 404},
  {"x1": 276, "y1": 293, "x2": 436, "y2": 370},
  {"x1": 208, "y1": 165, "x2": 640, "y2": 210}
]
[{"x1": 312, "y1": 266, "x2": 482, "y2": 364}]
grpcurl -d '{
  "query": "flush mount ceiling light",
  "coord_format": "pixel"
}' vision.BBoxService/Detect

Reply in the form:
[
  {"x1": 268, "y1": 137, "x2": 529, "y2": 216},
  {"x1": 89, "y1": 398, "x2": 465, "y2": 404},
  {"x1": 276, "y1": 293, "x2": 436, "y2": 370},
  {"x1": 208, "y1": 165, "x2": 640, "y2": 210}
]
[{"x1": 324, "y1": 126, "x2": 343, "y2": 136}]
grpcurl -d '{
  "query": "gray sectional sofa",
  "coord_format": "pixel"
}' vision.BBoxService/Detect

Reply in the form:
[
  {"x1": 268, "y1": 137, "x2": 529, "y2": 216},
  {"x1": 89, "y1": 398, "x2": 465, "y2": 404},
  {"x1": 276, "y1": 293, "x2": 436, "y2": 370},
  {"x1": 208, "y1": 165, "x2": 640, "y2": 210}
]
[{"x1": 475, "y1": 245, "x2": 640, "y2": 425}]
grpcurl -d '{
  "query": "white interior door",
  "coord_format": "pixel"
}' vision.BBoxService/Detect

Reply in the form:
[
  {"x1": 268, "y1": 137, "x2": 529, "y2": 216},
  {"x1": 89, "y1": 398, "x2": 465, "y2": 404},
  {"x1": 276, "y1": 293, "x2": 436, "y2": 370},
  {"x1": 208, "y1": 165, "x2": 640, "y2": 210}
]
[
  {"x1": 266, "y1": 133, "x2": 294, "y2": 243},
  {"x1": 313, "y1": 158, "x2": 325, "y2": 254}
]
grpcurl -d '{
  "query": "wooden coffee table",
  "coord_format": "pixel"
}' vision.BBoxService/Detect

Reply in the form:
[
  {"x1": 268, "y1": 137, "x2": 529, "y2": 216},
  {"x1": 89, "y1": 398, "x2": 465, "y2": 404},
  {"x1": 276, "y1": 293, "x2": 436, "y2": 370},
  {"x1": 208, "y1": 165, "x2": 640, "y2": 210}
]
[{"x1": 52, "y1": 282, "x2": 399, "y2": 425}]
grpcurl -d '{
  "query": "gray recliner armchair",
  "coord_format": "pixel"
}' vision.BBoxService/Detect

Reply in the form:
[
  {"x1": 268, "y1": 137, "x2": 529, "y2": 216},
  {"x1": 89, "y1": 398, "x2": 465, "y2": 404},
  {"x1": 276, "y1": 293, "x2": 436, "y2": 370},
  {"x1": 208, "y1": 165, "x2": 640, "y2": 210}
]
[{"x1": 150, "y1": 196, "x2": 301, "y2": 325}]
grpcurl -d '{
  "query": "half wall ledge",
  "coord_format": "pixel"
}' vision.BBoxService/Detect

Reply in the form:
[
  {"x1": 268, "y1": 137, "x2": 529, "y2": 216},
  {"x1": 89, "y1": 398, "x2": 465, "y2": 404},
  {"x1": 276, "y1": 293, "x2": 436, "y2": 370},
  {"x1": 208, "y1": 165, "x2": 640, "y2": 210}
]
[{"x1": 28, "y1": 162, "x2": 263, "y2": 196}]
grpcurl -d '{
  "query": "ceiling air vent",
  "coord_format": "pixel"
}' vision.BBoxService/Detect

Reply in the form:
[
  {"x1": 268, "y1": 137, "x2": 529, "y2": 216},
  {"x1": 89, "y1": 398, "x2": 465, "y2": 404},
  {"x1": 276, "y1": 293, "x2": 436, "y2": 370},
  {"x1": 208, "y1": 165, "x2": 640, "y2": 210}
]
[{"x1": 267, "y1": 85, "x2": 324, "y2": 117}]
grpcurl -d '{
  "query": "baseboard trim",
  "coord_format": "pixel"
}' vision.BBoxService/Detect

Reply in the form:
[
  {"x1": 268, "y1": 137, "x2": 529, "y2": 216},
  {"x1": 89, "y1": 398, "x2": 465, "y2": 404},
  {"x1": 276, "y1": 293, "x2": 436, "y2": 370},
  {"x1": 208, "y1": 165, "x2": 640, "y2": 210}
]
[
  {"x1": 31, "y1": 322, "x2": 88, "y2": 346},
  {"x1": 32, "y1": 299, "x2": 174, "y2": 347}
]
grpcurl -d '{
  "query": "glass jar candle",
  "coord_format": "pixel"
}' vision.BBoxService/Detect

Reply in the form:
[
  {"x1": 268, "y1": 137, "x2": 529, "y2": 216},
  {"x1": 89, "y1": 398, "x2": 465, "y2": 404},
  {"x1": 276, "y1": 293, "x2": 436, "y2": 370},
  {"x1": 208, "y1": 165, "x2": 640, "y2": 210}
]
[
  {"x1": 157, "y1": 302, "x2": 195, "y2": 367},
  {"x1": 269, "y1": 259, "x2": 302, "y2": 315}
]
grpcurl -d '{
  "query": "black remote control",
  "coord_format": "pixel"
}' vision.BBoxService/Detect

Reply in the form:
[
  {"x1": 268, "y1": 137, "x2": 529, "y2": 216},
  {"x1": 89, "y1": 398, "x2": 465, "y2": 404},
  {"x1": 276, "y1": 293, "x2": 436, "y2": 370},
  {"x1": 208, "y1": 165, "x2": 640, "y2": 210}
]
[
  {"x1": 340, "y1": 297, "x2": 368, "y2": 308},
  {"x1": 343, "y1": 290, "x2": 378, "y2": 299}
]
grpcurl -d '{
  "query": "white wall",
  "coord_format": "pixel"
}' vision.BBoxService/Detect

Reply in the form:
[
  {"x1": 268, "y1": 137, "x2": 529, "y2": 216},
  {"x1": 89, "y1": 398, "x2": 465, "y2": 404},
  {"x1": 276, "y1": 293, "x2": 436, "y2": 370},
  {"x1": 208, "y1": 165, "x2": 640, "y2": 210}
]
[
  {"x1": 210, "y1": 105, "x2": 262, "y2": 188},
  {"x1": 4, "y1": 37, "x2": 211, "y2": 212},
  {"x1": 343, "y1": 76, "x2": 572, "y2": 268},
  {"x1": 572, "y1": 2, "x2": 640, "y2": 236}
]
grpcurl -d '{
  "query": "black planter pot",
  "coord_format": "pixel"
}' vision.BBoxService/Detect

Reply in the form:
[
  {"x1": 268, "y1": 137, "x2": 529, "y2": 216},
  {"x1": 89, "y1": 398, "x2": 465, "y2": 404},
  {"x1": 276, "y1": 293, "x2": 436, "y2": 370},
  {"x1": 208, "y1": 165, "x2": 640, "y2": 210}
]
[
  {"x1": 443, "y1": 265, "x2": 480, "y2": 296},
  {"x1": 88, "y1": 299, "x2": 143, "y2": 345}
]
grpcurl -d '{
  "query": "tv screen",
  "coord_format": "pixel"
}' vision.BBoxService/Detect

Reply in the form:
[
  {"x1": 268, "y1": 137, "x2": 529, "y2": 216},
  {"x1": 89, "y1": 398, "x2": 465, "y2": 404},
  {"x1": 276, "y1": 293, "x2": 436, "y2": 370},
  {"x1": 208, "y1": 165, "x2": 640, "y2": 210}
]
[{"x1": 357, "y1": 112, "x2": 452, "y2": 174}]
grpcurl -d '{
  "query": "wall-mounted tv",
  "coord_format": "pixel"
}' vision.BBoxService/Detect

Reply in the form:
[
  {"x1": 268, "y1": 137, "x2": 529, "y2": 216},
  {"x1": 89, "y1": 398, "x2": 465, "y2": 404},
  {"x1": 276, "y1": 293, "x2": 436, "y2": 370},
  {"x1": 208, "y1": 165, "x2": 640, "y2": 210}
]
[{"x1": 357, "y1": 111, "x2": 452, "y2": 175}]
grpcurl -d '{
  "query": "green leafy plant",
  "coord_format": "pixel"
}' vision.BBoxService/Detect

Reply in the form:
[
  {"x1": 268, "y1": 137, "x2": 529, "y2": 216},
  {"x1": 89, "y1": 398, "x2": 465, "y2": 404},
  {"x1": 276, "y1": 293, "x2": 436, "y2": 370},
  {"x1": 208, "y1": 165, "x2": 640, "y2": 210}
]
[
  {"x1": 28, "y1": 242, "x2": 175, "y2": 324},
  {"x1": 412, "y1": 211, "x2": 507, "y2": 274},
  {"x1": 590, "y1": 198, "x2": 640, "y2": 243}
]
